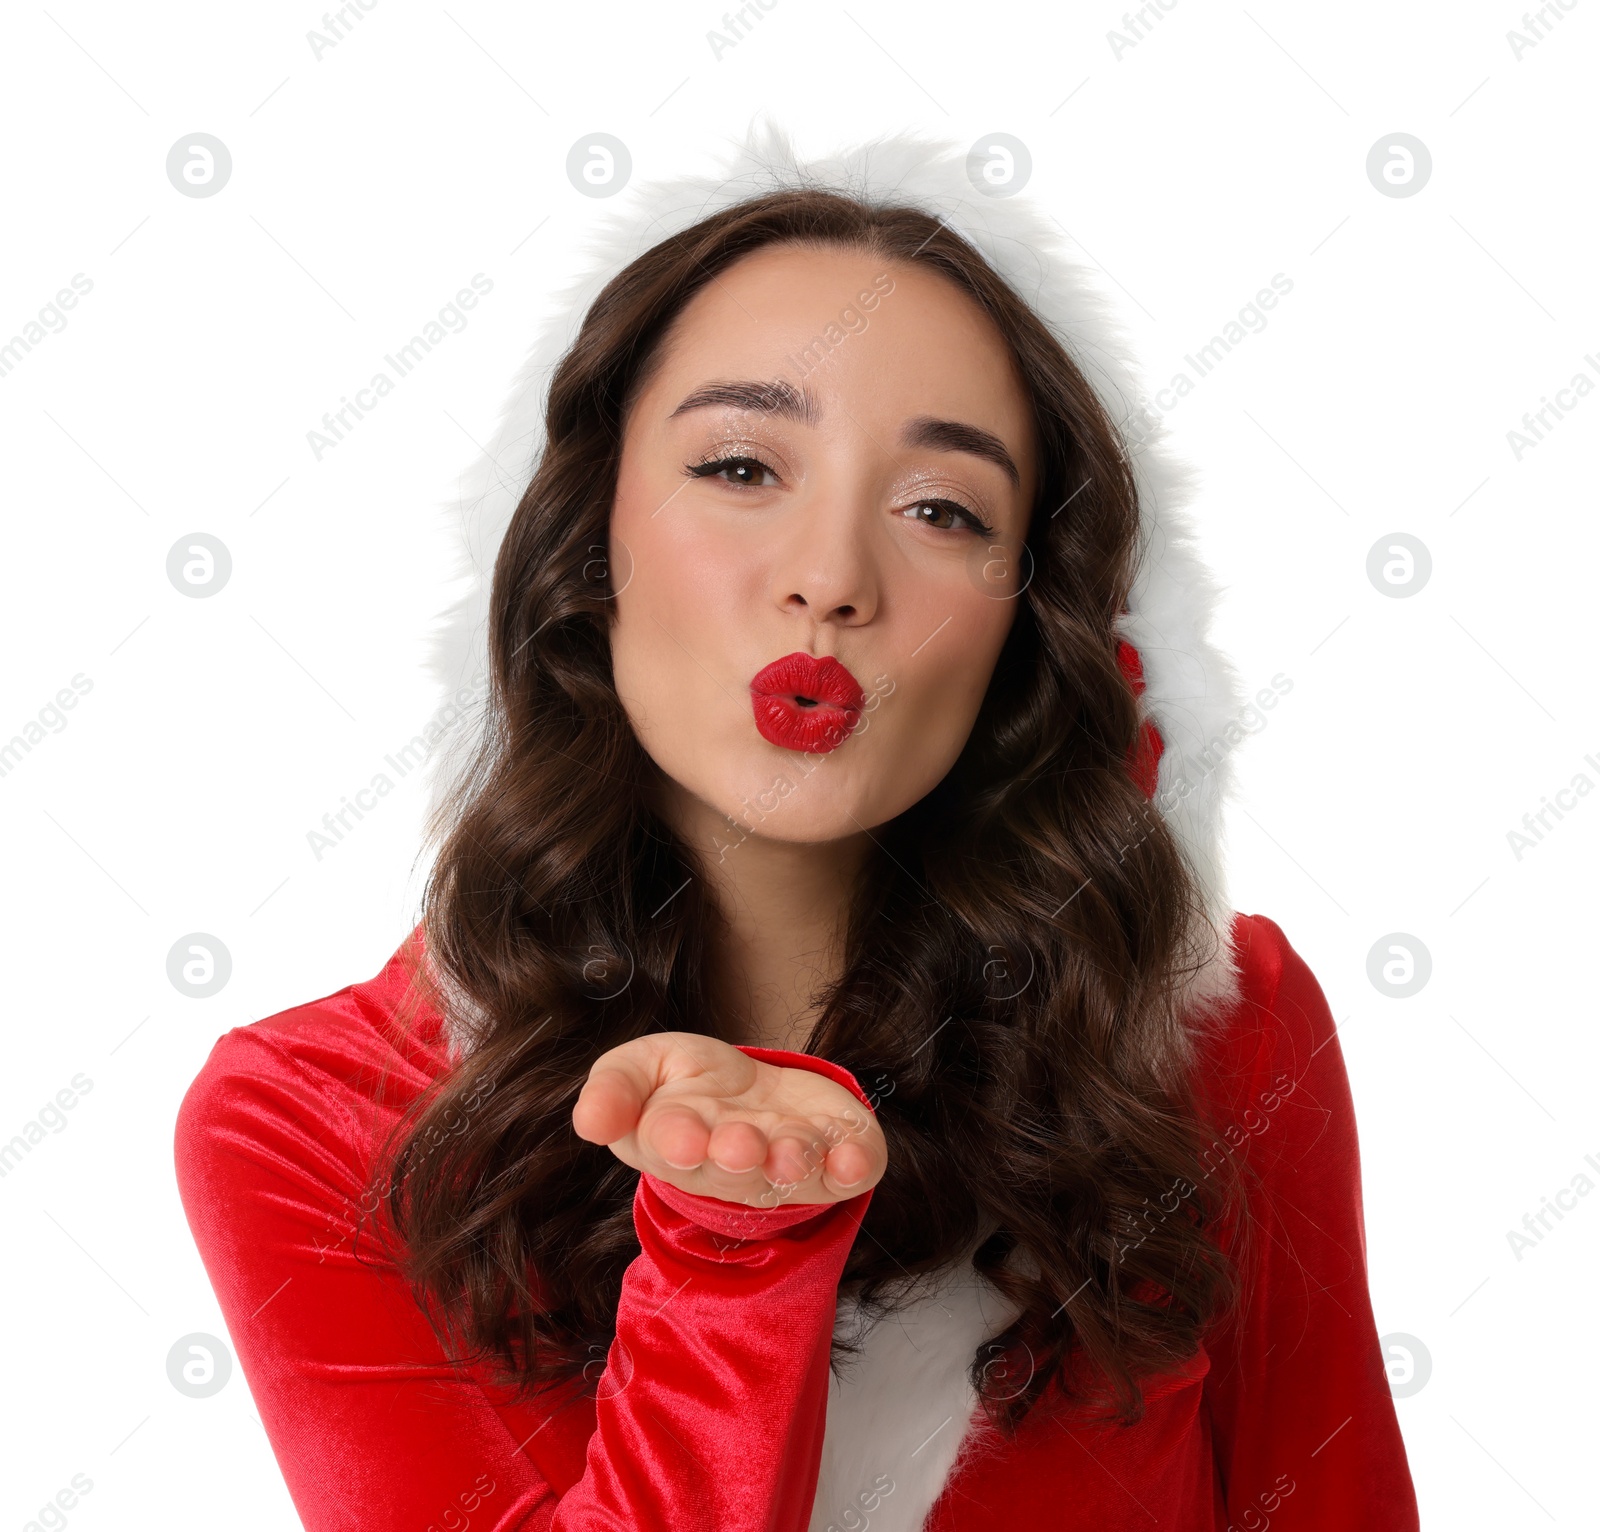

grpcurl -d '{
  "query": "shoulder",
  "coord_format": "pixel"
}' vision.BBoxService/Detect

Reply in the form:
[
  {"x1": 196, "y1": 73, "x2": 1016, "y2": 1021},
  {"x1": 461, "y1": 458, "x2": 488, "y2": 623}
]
[
  {"x1": 1189, "y1": 913, "x2": 1356, "y2": 1175},
  {"x1": 1223, "y1": 911, "x2": 1338, "y2": 1061},
  {"x1": 173, "y1": 927, "x2": 448, "y2": 1195}
]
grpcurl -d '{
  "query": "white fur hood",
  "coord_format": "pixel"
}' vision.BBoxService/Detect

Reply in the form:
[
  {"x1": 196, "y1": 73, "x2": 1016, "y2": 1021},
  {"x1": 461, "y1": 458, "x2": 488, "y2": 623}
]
[{"x1": 419, "y1": 120, "x2": 1245, "y2": 1023}]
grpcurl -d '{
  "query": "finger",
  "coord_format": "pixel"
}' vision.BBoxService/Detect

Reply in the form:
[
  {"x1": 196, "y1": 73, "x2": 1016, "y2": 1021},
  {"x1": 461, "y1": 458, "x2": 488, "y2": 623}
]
[
  {"x1": 640, "y1": 1102, "x2": 713, "y2": 1171},
  {"x1": 705, "y1": 1118, "x2": 768, "y2": 1175},
  {"x1": 763, "y1": 1123, "x2": 833, "y2": 1189},
  {"x1": 572, "y1": 1032, "x2": 711, "y2": 1146},
  {"x1": 820, "y1": 1134, "x2": 877, "y2": 1195},
  {"x1": 571, "y1": 1064, "x2": 650, "y2": 1146}
]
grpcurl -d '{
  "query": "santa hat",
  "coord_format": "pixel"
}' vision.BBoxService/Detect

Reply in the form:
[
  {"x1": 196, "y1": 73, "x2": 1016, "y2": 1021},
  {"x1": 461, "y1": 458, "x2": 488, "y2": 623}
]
[{"x1": 419, "y1": 120, "x2": 1245, "y2": 1019}]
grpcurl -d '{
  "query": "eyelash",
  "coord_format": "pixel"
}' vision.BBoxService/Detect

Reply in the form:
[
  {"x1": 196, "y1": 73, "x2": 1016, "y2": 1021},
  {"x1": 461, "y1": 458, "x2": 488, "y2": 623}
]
[{"x1": 685, "y1": 454, "x2": 997, "y2": 539}]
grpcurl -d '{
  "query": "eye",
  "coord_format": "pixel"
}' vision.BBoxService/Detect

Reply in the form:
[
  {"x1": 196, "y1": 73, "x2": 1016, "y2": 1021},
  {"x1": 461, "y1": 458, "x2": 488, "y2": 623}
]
[
  {"x1": 687, "y1": 455, "x2": 778, "y2": 488},
  {"x1": 901, "y1": 498, "x2": 995, "y2": 537}
]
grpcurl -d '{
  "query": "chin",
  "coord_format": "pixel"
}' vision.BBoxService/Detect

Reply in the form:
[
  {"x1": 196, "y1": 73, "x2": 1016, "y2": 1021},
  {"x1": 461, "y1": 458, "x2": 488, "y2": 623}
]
[{"x1": 694, "y1": 743, "x2": 929, "y2": 850}]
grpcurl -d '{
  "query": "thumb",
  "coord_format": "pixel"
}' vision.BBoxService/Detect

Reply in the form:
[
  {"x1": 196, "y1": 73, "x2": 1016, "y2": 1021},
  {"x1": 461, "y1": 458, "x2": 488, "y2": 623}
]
[
  {"x1": 572, "y1": 1032, "x2": 735, "y2": 1145},
  {"x1": 571, "y1": 1058, "x2": 655, "y2": 1146}
]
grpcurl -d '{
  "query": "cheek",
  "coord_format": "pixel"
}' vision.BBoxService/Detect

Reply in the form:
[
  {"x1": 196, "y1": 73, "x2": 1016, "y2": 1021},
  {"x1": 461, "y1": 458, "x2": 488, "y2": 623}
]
[
  {"x1": 890, "y1": 584, "x2": 1015, "y2": 745},
  {"x1": 608, "y1": 483, "x2": 756, "y2": 742},
  {"x1": 841, "y1": 568, "x2": 1016, "y2": 831}
]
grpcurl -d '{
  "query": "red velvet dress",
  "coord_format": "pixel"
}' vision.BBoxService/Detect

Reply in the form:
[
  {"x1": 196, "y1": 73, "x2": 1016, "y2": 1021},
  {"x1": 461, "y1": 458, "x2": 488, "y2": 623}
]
[{"x1": 174, "y1": 912, "x2": 1419, "y2": 1530}]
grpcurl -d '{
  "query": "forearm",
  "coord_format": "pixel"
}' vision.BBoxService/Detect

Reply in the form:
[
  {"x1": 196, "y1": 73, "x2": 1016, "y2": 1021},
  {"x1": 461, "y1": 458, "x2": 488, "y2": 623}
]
[{"x1": 548, "y1": 1169, "x2": 871, "y2": 1530}]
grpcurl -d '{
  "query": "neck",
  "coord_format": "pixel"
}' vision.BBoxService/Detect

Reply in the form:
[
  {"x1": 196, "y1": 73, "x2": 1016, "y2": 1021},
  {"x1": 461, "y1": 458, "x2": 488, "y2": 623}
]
[{"x1": 660, "y1": 782, "x2": 872, "y2": 1053}]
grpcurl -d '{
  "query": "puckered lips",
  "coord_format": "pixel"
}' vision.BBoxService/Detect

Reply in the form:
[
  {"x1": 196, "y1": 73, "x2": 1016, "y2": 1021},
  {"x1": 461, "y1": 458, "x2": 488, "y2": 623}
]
[{"x1": 749, "y1": 652, "x2": 866, "y2": 754}]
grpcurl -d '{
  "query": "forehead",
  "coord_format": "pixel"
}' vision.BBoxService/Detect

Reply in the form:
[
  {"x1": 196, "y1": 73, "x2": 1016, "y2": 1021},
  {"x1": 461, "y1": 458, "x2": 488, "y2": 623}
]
[{"x1": 643, "y1": 243, "x2": 1034, "y2": 447}]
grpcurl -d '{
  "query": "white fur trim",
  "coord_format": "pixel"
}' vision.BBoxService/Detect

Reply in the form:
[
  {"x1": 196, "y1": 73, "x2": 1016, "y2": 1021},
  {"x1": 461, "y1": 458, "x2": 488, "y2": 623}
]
[{"x1": 809, "y1": 1255, "x2": 1022, "y2": 1532}]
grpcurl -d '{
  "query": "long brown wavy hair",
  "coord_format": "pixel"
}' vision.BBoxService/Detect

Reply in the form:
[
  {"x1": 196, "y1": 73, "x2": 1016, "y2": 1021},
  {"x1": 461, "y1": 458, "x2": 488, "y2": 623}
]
[{"x1": 373, "y1": 187, "x2": 1258, "y2": 1437}]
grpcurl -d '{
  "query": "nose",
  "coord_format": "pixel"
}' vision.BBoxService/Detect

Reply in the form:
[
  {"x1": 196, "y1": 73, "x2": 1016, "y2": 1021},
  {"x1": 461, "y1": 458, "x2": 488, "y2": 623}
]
[{"x1": 769, "y1": 486, "x2": 880, "y2": 628}]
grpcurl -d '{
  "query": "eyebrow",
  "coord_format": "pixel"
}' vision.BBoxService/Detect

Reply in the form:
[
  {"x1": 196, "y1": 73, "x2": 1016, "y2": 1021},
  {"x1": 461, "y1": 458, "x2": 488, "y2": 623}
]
[
  {"x1": 900, "y1": 416, "x2": 1020, "y2": 488},
  {"x1": 668, "y1": 379, "x2": 820, "y2": 425},
  {"x1": 669, "y1": 378, "x2": 1021, "y2": 487}
]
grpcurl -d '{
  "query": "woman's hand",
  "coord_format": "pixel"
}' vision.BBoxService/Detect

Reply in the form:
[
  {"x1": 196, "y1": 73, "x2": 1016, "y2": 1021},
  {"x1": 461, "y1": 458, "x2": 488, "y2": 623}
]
[{"x1": 571, "y1": 1031, "x2": 886, "y2": 1207}]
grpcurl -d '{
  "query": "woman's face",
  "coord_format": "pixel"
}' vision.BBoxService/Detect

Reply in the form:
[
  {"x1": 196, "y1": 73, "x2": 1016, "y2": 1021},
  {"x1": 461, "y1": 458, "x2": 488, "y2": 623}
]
[{"x1": 608, "y1": 242, "x2": 1038, "y2": 853}]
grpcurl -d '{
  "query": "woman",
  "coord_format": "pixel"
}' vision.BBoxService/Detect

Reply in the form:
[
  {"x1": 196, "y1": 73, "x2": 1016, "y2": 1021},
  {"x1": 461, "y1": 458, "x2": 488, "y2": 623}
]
[{"x1": 175, "y1": 126, "x2": 1420, "y2": 1531}]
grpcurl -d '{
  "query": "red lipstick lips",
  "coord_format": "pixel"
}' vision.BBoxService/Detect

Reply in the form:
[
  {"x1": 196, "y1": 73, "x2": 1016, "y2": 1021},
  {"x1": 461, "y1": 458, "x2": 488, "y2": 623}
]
[{"x1": 750, "y1": 652, "x2": 866, "y2": 754}]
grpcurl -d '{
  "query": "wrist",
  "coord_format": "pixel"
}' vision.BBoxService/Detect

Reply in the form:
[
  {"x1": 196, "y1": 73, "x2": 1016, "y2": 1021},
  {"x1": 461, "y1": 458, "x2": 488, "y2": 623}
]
[{"x1": 643, "y1": 1172, "x2": 861, "y2": 1239}]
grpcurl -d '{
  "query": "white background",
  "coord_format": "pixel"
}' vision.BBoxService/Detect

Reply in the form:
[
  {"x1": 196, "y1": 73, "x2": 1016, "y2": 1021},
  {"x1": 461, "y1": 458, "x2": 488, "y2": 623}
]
[{"x1": 2, "y1": 1, "x2": 1596, "y2": 1526}]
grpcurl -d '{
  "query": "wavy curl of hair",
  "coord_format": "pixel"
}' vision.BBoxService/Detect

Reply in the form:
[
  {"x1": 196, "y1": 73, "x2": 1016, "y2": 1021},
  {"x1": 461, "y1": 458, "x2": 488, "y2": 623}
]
[{"x1": 371, "y1": 188, "x2": 1259, "y2": 1438}]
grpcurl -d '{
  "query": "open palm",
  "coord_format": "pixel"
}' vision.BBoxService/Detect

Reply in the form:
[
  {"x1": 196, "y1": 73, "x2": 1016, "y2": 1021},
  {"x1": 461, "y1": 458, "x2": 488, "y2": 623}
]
[{"x1": 572, "y1": 1030, "x2": 885, "y2": 1207}]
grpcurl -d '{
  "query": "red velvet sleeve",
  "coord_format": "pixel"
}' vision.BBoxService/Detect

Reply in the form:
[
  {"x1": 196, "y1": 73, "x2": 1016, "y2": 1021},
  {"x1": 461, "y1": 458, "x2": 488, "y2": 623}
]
[
  {"x1": 174, "y1": 1020, "x2": 875, "y2": 1532},
  {"x1": 1200, "y1": 914, "x2": 1420, "y2": 1529},
  {"x1": 549, "y1": 1042, "x2": 877, "y2": 1530}
]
